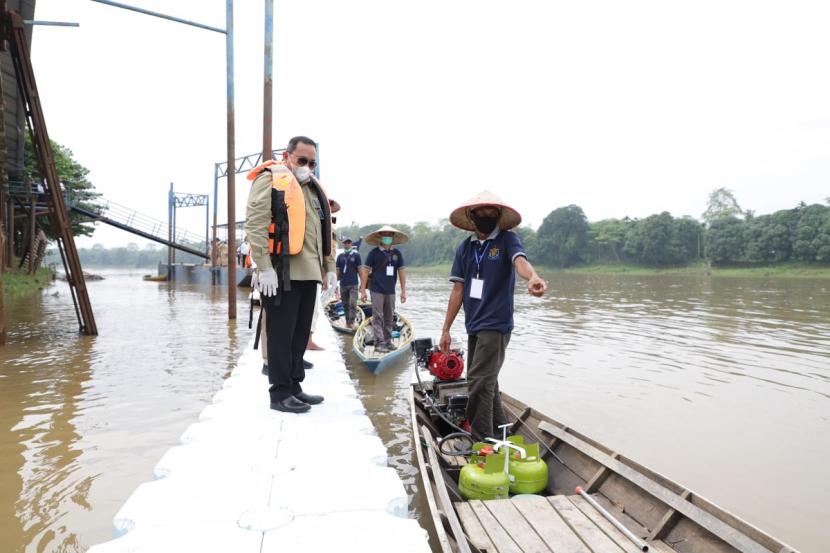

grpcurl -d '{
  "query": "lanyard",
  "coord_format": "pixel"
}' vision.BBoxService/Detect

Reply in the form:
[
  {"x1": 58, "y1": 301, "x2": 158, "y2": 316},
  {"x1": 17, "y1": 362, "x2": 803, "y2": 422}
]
[{"x1": 473, "y1": 240, "x2": 489, "y2": 278}]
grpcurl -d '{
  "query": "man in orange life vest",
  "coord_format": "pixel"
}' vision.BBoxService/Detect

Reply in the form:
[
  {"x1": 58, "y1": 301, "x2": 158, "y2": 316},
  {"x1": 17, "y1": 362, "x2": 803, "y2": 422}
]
[{"x1": 245, "y1": 136, "x2": 336, "y2": 413}]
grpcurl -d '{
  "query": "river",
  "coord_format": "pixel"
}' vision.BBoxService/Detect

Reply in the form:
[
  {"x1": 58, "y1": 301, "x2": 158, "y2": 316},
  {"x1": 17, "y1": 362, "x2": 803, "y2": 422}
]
[{"x1": 1, "y1": 269, "x2": 828, "y2": 552}]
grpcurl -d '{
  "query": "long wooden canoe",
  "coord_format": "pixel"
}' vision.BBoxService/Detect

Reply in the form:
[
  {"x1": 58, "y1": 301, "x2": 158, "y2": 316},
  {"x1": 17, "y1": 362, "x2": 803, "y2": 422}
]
[
  {"x1": 353, "y1": 313, "x2": 414, "y2": 374},
  {"x1": 325, "y1": 299, "x2": 372, "y2": 335},
  {"x1": 411, "y1": 378, "x2": 801, "y2": 553}
]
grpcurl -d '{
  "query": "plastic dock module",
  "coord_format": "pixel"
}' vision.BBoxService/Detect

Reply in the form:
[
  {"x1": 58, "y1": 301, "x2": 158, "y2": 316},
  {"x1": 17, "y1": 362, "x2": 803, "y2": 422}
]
[{"x1": 89, "y1": 320, "x2": 431, "y2": 553}]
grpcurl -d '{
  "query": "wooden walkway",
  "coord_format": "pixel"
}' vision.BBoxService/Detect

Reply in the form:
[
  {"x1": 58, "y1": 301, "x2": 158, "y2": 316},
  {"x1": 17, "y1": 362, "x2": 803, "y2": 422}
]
[{"x1": 456, "y1": 494, "x2": 677, "y2": 553}]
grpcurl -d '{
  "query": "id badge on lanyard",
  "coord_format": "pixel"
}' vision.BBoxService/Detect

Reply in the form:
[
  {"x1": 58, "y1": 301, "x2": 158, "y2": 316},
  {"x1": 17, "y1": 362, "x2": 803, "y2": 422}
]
[
  {"x1": 385, "y1": 250, "x2": 395, "y2": 276},
  {"x1": 470, "y1": 239, "x2": 488, "y2": 300}
]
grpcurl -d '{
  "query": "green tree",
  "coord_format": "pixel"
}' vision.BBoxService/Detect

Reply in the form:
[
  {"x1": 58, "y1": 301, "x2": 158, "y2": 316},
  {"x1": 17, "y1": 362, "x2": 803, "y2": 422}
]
[
  {"x1": 623, "y1": 212, "x2": 696, "y2": 266},
  {"x1": 534, "y1": 205, "x2": 589, "y2": 267},
  {"x1": 702, "y1": 188, "x2": 742, "y2": 225},
  {"x1": 588, "y1": 218, "x2": 631, "y2": 263},
  {"x1": 24, "y1": 134, "x2": 102, "y2": 239},
  {"x1": 705, "y1": 217, "x2": 745, "y2": 263},
  {"x1": 792, "y1": 204, "x2": 830, "y2": 262}
]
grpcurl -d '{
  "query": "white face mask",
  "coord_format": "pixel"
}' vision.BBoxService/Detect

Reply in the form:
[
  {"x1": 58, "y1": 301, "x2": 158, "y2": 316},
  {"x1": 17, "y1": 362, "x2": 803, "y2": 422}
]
[{"x1": 293, "y1": 165, "x2": 312, "y2": 183}]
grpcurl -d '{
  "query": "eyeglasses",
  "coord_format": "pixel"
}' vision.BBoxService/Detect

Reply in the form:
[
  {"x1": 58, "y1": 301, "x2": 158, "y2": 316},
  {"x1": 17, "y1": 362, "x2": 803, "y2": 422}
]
[{"x1": 292, "y1": 153, "x2": 317, "y2": 170}]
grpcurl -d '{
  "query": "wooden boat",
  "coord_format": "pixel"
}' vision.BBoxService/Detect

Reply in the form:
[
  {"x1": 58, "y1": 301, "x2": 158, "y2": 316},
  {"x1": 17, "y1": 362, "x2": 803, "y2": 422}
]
[
  {"x1": 142, "y1": 274, "x2": 167, "y2": 282},
  {"x1": 324, "y1": 298, "x2": 371, "y2": 335},
  {"x1": 352, "y1": 313, "x2": 414, "y2": 373},
  {"x1": 411, "y1": 374, "x2": 801, "y2": 553}
]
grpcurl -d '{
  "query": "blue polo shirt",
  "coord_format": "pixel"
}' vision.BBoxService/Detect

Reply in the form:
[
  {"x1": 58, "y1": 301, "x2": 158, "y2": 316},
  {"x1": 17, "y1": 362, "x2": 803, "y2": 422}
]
[
  {"x1": 336, "y1": 250, "x2": 362, "y2": 286},
  {"x1": 450, "y1": 229, "x2": 527, "y2": 334},
  {"x1": 364, "y1": 247, "x2": 404, "y2": 295}
]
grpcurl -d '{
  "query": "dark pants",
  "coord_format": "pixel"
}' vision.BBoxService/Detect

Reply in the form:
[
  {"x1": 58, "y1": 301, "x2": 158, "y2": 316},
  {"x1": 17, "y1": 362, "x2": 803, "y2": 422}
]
[
  {"x1": 371, "y1": 292, "x2": 395, "y2": 347},
  {"x1": 341, "y1": 284, "x2": 358, "y2": 324},
  {"x1": 466, "y1": 330, "x2": 511, "y2": 440},
  {"x1": 262, "y1": 280, "x2": 318, "y2": 402}
]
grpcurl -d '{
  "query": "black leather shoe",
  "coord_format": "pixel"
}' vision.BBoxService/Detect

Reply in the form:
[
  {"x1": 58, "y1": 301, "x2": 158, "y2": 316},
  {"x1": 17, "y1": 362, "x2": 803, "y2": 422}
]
[
  {"x1": 270, "y1": 396, "x2": 311, "y2": 413},
  {"x1": 261, "y1": 364, "x2": 268, "y2": 375},
  {"x1": 294, "y1": 392, "x2": 324, "y2": 405},
  {"x1": 303, "y1": 359, "x2": 314, "y2": 370}
]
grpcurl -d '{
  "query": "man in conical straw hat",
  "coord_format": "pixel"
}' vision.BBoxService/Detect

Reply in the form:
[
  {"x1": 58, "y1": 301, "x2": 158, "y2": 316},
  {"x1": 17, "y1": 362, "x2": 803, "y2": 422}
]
[
  {"x1": 359, "y1": 225, "x2": 409, "y2": 353},
  {"x1": 439, "y1": 190, "x2": 547, "y2": 440}
]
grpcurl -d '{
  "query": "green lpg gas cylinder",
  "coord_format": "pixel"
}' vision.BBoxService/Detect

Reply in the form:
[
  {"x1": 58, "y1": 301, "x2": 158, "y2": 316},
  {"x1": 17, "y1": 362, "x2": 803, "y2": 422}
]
[
  {"x1": 459, "y1": 443, "x2": 509, "y2": 500},
  {"x1": 506, "y1": 436, "x2": 548, "y2": 495}
]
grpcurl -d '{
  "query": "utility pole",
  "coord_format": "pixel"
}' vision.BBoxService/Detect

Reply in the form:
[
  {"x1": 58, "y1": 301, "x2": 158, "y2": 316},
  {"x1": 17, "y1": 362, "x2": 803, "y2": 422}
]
[
  {"x1": 226, "y1": 0, "x2": 236, "y2": 319},
  {"x1": 263, "y1": 0, "x2": 273, "y2": 159}
]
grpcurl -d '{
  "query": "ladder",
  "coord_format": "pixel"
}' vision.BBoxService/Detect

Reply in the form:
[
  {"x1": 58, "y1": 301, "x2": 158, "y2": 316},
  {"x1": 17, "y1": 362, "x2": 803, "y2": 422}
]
[{"x1": 2, "y1": 10, "x2": 97, "y2": 335}]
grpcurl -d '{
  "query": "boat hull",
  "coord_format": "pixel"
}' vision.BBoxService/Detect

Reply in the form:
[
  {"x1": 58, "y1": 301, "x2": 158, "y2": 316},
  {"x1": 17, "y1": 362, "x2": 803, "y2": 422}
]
[
  {"x1": 410, "y1": 381, "x2": 800, "y2": 553},
  {"x1": 352, "y1": 313, "x2": 413, "y2": 374}
]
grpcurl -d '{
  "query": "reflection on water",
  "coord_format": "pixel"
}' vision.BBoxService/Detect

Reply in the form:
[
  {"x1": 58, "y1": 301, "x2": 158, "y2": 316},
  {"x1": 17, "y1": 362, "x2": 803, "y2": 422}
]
[
  {"x1": 1, "y1": 270, "x2": 828, "y2": 552},
  {"x1": 0, "y1": 271, "x2": 249, "y2": 552},
  {"x1": 343, "y1": 272, "x2": 830, "y2": 553}
]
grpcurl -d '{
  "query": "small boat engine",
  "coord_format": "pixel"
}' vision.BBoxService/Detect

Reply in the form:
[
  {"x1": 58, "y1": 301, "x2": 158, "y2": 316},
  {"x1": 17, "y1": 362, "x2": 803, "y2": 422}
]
[
  {"x1": 412, "y1": 338, "x2": 468, "y2": 429},
  {"x1": 412, "y1": 337, "x2": 465, "y2": 381}
]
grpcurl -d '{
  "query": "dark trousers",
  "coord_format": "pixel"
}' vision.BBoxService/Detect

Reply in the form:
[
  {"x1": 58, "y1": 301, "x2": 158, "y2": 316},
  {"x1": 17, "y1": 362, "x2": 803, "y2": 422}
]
[
  {"x1": 371, "y1": 292, "x2": 395, "y2": 347},
  {"x1": 262, "y1": 280, "x2": 318, "y2": 402},
  {"x1": 466, "y1": 330, "x2": 512, "y2": 440},
  {"x1": 341, "y1": 284, "x2": 358, "y2": 324}
]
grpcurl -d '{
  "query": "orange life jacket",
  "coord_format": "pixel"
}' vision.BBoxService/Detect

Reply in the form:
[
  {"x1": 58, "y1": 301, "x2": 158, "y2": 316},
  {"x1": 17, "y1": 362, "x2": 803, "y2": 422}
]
[{"x1": 247, "y1": 160, "x2": 333, "y2": 257}]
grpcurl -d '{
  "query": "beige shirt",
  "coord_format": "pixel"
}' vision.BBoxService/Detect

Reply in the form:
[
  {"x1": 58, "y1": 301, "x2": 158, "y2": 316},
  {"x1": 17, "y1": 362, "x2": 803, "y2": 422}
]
[{"x1": 244, "y1": 171, "x2": 335, "y2": 283}]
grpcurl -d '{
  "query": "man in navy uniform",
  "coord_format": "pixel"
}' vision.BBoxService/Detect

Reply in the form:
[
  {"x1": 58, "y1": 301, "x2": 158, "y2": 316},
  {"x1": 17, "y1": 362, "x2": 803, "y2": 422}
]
[
  {"x1": 439, "y1": 191, "x2": 547, "y2": 440},
  {"x1": 336, "y1": 237, "x2": 362, "y2": 328},
  {"x1": 360, "y1": 226, "x2": 408, "y2": 353}
]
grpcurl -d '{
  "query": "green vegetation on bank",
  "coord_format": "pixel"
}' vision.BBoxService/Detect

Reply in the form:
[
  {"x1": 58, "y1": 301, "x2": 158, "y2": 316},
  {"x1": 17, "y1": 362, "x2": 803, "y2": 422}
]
[
  {"x1": 2, "y1": 263, "x2": 55, "y2": 298},
  {"x1": 555, "y1": 262, "x2": 830, "y2": 278},
  {"x1": 337, "y1": 189, "x2": 830, "y2": 274}
]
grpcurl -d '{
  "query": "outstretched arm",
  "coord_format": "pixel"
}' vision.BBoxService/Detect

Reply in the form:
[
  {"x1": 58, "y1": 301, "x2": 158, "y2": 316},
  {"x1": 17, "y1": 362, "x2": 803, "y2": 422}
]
[
  {"x1": 514, "y1": 256, "x2": 547, "y2": 297},
  {"x1": 439, "y1": 281, "x2": 464, "y2": 352}
]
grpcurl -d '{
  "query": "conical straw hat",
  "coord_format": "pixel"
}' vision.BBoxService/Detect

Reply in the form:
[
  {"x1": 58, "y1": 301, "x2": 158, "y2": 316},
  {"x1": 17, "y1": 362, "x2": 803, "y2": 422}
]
[
  {"x1": 365, "y1": 225, "x2": 409, "y2": 246},
  {"x1": 449, "y1": 190, "x2": 522, "y2": 231}
]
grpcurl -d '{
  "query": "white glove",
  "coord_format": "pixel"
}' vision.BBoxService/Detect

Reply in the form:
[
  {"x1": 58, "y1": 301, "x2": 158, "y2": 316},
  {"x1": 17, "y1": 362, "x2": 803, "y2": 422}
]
[{"x1": 258, "y1": 268, "x2": 279, "y2": 297}]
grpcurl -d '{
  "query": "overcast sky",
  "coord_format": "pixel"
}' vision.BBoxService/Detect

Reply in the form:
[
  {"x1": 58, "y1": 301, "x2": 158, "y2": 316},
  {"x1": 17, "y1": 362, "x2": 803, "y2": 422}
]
[{"x1": 30, "y1": 0, "x2": 830, "y2": 248}]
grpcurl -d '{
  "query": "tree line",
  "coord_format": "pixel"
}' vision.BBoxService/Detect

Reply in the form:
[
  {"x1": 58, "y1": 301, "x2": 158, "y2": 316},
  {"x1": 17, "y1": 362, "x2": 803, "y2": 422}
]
[
  {"x1": 338, "y1": 190, "x2": 830, "y2": 268},
  {"x1": 42, "y1": 190, "x2": 830, "y2": 270}
]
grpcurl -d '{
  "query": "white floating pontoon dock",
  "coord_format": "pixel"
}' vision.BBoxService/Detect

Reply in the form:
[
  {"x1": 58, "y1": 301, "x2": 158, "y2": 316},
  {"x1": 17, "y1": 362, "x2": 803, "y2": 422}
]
[{"x1": 89, "y1": 321, "x2": 431, "y2": 553}]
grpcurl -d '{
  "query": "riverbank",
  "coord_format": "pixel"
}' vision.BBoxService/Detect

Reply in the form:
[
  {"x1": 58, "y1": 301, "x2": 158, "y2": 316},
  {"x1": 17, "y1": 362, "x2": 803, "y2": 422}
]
[
  {"x1": 405, "y1": 262, "x2": 830, "y2": 278},
  {"x1": 557, "y1": 262, "x2": 830, "y2": 278},
  {"x1": 2, "y1": 264, "x2": 55, "y2": 298}
]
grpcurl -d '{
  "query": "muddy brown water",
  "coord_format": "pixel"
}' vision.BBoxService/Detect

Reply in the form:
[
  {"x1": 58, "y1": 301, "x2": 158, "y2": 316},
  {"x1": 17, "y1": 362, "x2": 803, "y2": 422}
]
[{"x1": 1, "y1": 269, "x2": 828, "y2": 552}]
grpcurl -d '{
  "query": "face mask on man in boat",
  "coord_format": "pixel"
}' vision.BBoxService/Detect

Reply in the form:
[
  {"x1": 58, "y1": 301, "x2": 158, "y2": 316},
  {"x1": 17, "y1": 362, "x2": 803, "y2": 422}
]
[
  {"x1": 470, "y1": 212, "x2": 499, "y2": 235},
  {"x1": 381, "y1": 236, "x2": 394, "y2": 246},
  {"x1": 344, "y1": 247, "x2": 352, "y2": 253}
]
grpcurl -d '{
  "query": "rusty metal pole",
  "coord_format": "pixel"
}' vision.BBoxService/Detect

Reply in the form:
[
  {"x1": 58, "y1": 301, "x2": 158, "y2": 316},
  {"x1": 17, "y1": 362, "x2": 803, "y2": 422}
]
[
  {"x1": 6, "y1": 200, "x2": 13, "y2": 266},
  {"x1": 226, "y1": 0, "x2": 237, "y2": 319},
  {"x1": 263, "y1": 0, "x2": 273, "y2": 159},
  {"x1": 27, "y1": 193, "x2": 35, "y2": 273}
]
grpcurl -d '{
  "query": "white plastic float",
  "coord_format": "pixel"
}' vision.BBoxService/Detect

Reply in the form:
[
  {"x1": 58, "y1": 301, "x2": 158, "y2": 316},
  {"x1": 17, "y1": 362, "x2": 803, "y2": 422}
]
[{"x1": 89, "y1": 319, "x2": 430, "y2": 553}]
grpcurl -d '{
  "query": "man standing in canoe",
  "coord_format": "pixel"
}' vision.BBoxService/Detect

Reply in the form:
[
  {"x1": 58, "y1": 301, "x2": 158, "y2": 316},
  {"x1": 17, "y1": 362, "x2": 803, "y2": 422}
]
[
  {"x1": 360, "y1": 226, "x2": 408, "y2": 353},
  {"x1": 245, "y1": 135, "x2": 335, "y2": 414},
  {"x1": 439, "y1": 191, "x2": 547, "y2": 440},
  {"x1": 336, "y1": 237, "x2": 362, "y2": 329}
]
